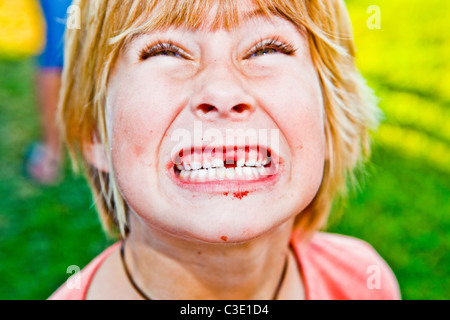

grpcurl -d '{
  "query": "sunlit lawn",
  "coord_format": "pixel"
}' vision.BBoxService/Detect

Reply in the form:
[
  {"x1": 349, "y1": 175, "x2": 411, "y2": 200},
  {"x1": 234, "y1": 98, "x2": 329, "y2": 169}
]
[{"x1": 0, "y1": 0, "x2": 449, "y2": 299}]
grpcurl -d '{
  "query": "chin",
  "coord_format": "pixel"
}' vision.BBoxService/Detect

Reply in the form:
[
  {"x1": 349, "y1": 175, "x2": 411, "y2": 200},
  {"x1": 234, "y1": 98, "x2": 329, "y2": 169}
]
[{"x1": 168, "y1": 209, "x2": 292, "y2": 245}]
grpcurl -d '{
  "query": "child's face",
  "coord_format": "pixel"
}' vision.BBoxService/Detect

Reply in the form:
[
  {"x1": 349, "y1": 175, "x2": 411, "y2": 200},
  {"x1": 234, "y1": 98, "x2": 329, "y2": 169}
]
[{"x1": 105, "y1": 1, "x2": 325, "y2": 243}]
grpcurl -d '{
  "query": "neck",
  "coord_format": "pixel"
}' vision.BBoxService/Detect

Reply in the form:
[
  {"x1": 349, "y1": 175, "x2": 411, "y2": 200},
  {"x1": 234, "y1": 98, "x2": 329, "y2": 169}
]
[{"x1": 124, "y1": 215, "x2": 295, "y2": 300}]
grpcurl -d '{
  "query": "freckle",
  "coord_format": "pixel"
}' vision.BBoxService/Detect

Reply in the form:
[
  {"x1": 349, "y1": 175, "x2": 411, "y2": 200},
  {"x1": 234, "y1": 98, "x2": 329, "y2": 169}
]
[
  {"x1": 197, "y1": 251, "x2": 202, "y2": 255},
  {"x1": 134, "y1": 144, "x2": 145, "y2": 157},
  {"x1": 221, "y1": 236, "x2": 228, "y2": 242},
  {"x1": 297, "y1": 144, "x2": 304, "y2": 150}
]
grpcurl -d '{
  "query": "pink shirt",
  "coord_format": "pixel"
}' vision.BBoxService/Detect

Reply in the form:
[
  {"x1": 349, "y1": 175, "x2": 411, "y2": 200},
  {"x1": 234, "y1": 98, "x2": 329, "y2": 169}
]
[{"x1": 49, "y1": 231, "x2": 401, "y2": 300}]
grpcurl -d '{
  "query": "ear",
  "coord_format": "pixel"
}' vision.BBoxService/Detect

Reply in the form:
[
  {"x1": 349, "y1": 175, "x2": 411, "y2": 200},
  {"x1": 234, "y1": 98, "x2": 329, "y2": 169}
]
[{"x1": 83, "y1": 132, "x2": 110, "y2": 173}]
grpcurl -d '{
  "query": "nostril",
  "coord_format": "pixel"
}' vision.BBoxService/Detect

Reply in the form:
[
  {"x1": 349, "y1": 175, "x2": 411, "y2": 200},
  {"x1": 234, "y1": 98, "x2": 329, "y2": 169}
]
[
  {"x1": 232, "y1": 104, "x2": 250, "y2": 113},
  {"x1": 194, "y1": 103, "x2": 253, "y2": 118},
  {"x1": 197, "y1": 104, "x2": 217, "y2": 114}
]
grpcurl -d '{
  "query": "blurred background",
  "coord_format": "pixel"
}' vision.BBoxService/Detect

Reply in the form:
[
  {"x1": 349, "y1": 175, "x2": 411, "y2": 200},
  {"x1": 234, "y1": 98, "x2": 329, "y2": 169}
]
[{"x1": 0, "y1": 0, "x2": 448, "y2": 299}]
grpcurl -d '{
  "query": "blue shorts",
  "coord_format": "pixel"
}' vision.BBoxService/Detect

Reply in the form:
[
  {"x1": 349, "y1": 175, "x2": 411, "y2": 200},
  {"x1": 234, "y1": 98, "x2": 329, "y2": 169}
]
[{"x1": 38, "y1": 0, "x2": 73, "y2": 69}]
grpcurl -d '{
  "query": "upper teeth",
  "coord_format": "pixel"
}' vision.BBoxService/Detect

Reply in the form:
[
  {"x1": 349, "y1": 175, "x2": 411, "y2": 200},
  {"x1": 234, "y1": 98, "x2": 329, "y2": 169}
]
[
  {"x1": 176, "y1": 157, "x2": 270, "y2": 171},
  {"x1": 178, "y1": 166, "x2": 269, "y2": 182}
]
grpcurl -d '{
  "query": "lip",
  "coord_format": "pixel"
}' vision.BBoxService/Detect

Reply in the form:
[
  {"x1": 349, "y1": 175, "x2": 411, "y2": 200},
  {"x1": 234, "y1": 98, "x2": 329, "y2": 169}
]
[{"x1": 166, "y1": 145, "x2": 284, "y2": 194}]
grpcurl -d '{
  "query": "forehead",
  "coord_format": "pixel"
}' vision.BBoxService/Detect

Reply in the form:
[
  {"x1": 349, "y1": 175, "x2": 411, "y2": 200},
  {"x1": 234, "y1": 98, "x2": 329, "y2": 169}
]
[{"x1": 119, "y1": 0, "x2": 304, "y2": 43}]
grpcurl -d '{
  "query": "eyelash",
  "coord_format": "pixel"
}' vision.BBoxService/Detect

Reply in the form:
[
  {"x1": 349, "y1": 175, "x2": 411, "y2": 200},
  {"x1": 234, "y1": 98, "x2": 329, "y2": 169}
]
[
  {"x1": 244, "y1": 37, "x2": 297, "y2": 59},
  {"x1": 139, "y1": 41, "x2": 187, "y2": 60},
  {"x1": 139, "y1": 37, "x2": 296, "y2": 61}
]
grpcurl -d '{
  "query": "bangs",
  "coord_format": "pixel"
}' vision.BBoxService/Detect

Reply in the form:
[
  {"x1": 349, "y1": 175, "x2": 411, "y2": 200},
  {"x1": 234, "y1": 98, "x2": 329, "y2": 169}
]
[{"x1": 109, "y1": 0, "x2": 308, "y2": 46}]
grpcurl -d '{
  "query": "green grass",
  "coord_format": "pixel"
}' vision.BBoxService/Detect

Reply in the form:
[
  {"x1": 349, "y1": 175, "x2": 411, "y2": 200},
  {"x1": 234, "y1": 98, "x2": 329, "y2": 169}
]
[
  {"x1": 326, "y1": 0, "x2": 450, "y2": 299},
  {"x1": 0, "y1": 0, "x2": 449, "y2": 300},
  {"x1": 0, "y1": 59, "x2": 111, "y2": 299},
  {"x1": 327, "y1": 145, "x2": 450, "y2": 299}
]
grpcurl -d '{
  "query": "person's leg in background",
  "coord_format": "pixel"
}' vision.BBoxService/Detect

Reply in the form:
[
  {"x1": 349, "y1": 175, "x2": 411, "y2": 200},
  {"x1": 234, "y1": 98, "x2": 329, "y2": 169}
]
[{"x1": 25, "y1": 0, "x2": 72, "y2": 184}]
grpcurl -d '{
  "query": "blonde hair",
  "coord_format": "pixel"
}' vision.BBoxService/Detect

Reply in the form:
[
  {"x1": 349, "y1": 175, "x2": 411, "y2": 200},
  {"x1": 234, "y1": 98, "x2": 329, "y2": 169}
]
[{"x1": 59, "y1": 0, "x2": 380, "y2": 239}]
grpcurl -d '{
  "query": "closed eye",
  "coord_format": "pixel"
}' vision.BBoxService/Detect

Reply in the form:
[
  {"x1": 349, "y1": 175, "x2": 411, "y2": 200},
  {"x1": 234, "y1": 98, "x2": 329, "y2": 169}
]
[
  {"x1": 139, "y1": 41, "x2": 191, "y2": 60},
  {"x1": 244, "y1": 37, "x2": 297, "y2": 59}
]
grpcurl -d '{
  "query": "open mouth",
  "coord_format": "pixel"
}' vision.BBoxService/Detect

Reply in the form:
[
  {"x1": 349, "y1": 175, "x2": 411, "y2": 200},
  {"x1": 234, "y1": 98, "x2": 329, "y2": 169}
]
[{"x1": 167, "y1": 145, "x2": 282, "y2": 191}]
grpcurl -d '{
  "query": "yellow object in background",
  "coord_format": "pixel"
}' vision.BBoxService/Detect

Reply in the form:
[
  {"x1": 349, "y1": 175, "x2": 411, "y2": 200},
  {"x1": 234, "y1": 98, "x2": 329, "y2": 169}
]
[{"x1": 0, "y1": 0, "x2": 45, "y2": 57}]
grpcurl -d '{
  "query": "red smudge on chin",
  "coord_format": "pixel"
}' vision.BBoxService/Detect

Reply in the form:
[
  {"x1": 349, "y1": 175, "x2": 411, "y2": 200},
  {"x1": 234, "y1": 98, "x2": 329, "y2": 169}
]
[
  {"x1": 233, "y1": 191, "x2": 249, "y2": 199},
  {"x1": 223, "y1": 192, "x2": 229, "y2": 196},
  {"x1": 221, "y1": 236, "x2": 228, "y2": 242}
]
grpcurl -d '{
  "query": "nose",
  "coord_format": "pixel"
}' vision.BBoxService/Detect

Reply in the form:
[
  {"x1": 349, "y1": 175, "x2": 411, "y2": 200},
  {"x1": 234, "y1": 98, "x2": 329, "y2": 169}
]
[{"x1": 190, "y1": 63, "x2": 255, "y2": 121}]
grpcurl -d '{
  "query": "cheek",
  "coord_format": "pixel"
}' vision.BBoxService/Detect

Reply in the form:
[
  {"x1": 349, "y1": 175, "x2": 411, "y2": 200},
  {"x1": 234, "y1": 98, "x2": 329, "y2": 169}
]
[
  {"x1": 106, "y1": 66, "x2": 190, "y2": 209},
  {"x1": 109, "y1": 106, "x2": 162, "y2": 214},
  {"x1": 287, "y1": 107, "x2": 325, "y2": 194},
  {"x1": 113, "y1": 108, "x2": 154, "y2": 160},
  {"x1": 262, "y1": 67, "x2": 325, "y2": 153},
  {"x1": 108, "y1": 73, "x2": 180, "y2": 165},
  {"x1": 263, "y1": 68, "x2": 326, "y2": 192},
  {"x1": 109, "y1": 104, "x2": 161, "y2": 196}
]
